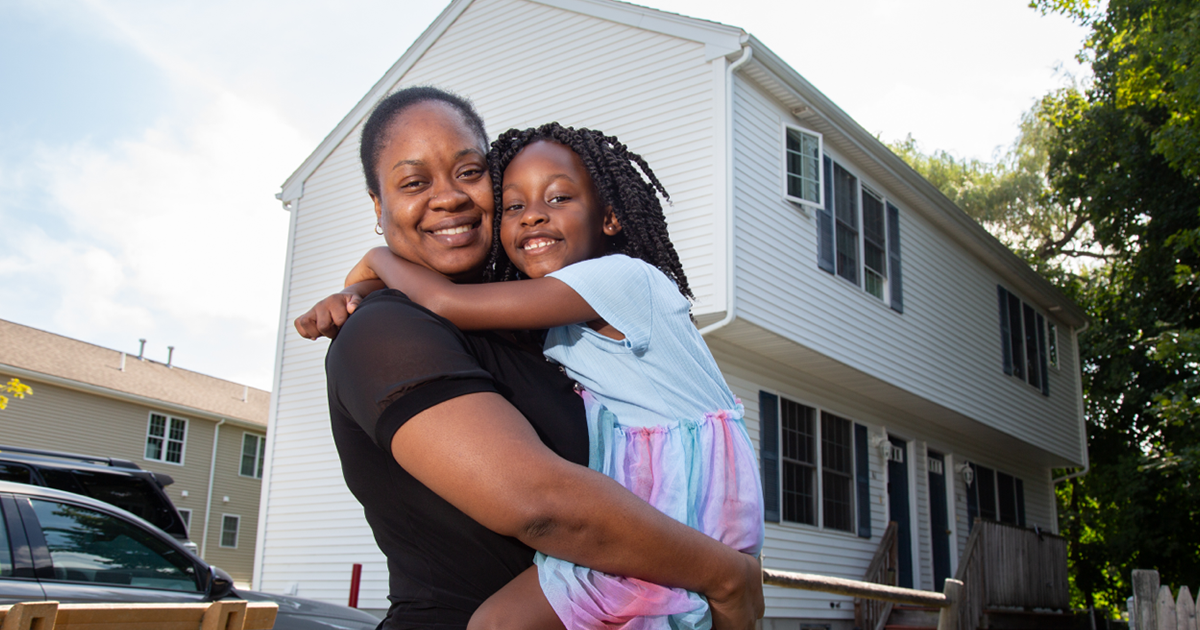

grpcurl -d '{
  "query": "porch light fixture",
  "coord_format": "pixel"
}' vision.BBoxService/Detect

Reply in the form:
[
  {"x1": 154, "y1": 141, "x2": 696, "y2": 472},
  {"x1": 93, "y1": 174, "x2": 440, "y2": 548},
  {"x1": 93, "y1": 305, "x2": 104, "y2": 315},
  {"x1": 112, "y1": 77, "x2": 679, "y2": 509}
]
[{"x1": 956, "y1": 462, "x2": 975, "y2": 487}]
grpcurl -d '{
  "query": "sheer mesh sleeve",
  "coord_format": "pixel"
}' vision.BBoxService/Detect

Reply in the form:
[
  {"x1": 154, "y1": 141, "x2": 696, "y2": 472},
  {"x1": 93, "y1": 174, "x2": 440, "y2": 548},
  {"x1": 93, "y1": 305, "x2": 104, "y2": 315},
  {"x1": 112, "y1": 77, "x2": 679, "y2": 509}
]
[{"x1": 326, "y1": 290, "x2": 498, "y2": 451}]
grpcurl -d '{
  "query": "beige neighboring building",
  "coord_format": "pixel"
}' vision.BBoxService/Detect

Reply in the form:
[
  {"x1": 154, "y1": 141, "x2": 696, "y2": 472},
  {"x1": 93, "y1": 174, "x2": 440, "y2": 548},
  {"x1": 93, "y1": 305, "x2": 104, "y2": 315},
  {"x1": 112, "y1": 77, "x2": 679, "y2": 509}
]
[{"x1": 0, "y1": 318, "x2": 269, "y2": 588}]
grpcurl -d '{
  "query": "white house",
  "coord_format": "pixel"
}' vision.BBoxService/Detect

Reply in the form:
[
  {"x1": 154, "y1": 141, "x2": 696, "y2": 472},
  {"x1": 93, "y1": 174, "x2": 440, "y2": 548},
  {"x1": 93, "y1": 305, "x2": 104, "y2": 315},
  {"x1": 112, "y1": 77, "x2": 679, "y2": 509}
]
[{"x1": 256, "y1": 0, "x2": 1088, "y2": 626}]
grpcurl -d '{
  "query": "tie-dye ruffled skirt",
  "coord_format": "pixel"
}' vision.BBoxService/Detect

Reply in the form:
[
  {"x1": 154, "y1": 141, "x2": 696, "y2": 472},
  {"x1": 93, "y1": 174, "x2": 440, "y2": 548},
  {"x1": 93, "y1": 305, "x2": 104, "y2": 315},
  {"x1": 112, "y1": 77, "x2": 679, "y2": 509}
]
[{"x1": 535, "y1": 392, "x2": 765, "y2": 630}]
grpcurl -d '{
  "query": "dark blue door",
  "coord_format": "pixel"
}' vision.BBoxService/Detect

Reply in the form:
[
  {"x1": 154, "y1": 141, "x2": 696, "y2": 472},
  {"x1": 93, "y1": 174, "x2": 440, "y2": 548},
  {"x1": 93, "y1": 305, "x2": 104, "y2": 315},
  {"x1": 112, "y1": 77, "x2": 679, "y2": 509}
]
[
  {"x1": 887, "y1": 436, "x2": 913, "y2": 588},
  {"x1": 927, "y1": 451, "x2": 951, "y2": 591}
]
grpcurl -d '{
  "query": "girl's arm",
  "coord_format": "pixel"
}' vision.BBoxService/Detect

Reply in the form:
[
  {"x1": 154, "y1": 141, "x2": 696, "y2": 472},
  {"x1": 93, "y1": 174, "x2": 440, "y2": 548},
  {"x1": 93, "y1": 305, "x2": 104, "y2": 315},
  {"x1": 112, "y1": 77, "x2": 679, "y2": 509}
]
[
  {"x1": 295, "y1": 279, "x2": 386, "y2": 340},
  {"x1": 349, "y1": 246, "x2": 599, "y2": 331}
]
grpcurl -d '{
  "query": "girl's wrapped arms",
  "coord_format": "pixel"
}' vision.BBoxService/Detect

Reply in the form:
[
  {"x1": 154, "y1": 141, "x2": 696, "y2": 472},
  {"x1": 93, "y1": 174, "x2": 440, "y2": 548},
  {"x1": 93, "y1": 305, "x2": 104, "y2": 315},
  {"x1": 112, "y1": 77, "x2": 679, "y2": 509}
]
[
  {"x1": 353, "y1": 246, "x2": 600, "y2": 331},
  {"x1": 294, "y1": 279, "x2": 385, "y2": 340}
]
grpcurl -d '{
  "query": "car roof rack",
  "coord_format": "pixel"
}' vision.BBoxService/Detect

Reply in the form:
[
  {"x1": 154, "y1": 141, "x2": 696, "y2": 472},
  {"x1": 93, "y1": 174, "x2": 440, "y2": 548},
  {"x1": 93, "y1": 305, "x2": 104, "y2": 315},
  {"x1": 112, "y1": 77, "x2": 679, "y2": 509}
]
[{"x1": 0, "y1": 444, "x2": 142, "y2": 470}]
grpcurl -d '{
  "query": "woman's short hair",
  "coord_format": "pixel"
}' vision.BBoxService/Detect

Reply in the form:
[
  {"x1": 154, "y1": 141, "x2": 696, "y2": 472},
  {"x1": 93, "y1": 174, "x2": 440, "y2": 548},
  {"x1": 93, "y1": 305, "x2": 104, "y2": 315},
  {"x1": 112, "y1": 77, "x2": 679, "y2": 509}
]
[{"x1": 360, "y1": 86, "x2": 488, "y2": 198}]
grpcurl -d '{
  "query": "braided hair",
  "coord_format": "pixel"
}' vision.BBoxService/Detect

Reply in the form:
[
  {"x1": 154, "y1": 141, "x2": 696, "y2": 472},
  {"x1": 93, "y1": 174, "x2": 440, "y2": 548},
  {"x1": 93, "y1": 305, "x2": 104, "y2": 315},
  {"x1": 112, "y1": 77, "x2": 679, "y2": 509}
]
[{"x1": 485, "y1": 123, "x2": 693, "y2": 300}]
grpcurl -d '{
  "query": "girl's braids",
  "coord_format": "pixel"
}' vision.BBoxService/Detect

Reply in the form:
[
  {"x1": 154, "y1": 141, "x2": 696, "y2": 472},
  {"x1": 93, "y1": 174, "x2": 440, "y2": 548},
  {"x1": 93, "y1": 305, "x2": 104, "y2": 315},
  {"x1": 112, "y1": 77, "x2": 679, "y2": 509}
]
[{"x1": 484, "y1": 122, "x2": 693, "y2": 300}]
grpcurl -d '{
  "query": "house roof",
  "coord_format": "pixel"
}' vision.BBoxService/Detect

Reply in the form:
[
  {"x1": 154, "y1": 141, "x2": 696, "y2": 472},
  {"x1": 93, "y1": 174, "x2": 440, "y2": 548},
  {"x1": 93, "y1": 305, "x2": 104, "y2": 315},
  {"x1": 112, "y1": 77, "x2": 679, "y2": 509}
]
[
  {"x1": 277, "y1": 0, "x2": 1086, "y2": 327},
  {"x1": 0, "y1": 319, "x2": 269, "y2": 428}
]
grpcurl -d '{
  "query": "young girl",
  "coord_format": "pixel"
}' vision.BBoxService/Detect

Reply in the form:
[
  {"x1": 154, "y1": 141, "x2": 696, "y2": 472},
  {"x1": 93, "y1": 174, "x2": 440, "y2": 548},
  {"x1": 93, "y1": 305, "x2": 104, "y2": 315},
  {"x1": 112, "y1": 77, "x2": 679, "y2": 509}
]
[{"x1": 344, "y1": 123, "x2": 763, "y2": 630}]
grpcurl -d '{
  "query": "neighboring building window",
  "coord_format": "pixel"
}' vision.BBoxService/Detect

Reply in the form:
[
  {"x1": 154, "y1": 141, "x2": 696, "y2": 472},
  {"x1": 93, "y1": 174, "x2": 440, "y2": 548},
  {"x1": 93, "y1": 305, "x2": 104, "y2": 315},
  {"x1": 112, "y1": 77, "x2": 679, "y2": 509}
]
[
  {"x1": 965, "y1": 464, "x2": 1025, "y2": 528},
  {"x1": 784, "y1": 126, "x2": 822, "y2": 207},
  {"x1": 145, "y1": 413, "x2": 187, "y2": 464},
  {"x1": 177, "y1": 508, "x2": 192, "y2": 530},
  {"x1": 996, "y1": 286, "x2": 1049, "y2": 395},
  {"x1": 220, "y1": 515, "x2": 240, "y2": 548},
  {"x1": 816, "y1": 155, "x2": 904, "y2": 312},
  {"x1": 762, "y1": 394, "x2": 862, "y2": 534},
  {"x1": 240, "y1": 433, "x2": 266, "y2": 479}
]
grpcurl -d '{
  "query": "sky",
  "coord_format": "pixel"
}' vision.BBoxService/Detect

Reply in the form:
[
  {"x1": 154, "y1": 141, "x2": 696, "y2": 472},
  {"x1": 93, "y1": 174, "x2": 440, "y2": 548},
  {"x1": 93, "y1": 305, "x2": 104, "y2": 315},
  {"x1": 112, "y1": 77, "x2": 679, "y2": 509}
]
[{"x1": 0, "y1": 0, "x2": 1089, "y2": 391}]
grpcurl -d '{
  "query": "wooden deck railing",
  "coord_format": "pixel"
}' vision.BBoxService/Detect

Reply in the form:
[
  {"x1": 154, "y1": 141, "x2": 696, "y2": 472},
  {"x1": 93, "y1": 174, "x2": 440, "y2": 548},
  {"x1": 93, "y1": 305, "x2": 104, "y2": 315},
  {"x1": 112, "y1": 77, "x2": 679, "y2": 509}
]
[
  {"x1": 856, "y1": 521, "x2": 899, "y2": 630},
  {"x1": 952, "y1": 519, "x2": 1070, "y2": 630},
  {"x1": 764, "y1": 568, "x2": 963, "y2": 630}
]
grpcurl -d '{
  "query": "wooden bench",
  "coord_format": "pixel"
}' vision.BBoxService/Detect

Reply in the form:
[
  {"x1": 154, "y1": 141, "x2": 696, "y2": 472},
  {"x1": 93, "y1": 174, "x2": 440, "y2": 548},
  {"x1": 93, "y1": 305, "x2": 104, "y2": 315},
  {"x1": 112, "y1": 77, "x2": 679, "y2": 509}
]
[{"x1": 0, "y1": 600, "x2": 277, "y2": 630}]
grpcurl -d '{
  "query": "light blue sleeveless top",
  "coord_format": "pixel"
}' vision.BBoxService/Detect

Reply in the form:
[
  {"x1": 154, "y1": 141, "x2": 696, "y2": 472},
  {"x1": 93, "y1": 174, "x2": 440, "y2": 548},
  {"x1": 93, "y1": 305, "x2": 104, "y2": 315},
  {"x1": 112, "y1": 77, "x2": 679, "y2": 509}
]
[{"x1": 544, "y1": 254, "x2": 738, "y2": 427}]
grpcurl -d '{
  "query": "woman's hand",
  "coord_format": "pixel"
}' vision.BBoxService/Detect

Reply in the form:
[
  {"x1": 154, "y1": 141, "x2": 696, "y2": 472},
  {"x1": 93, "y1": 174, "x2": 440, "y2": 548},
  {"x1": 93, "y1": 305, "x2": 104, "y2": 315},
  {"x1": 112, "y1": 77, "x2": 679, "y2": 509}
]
[
  {"x1": 294, "y1": 280, "x2": 384, "y2": 340},
  {"x1": 706, "y1": 553, "x2": 764, "y2": 630}
]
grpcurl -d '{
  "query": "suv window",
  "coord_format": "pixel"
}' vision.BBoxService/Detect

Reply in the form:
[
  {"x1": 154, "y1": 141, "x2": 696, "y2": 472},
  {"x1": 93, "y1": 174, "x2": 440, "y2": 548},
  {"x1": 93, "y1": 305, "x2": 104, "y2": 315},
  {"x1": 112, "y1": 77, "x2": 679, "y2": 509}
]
[
  {"x1": 30, "y1": 499, "x2": 200, "y2": 592},
  {"x1": 0, "y1": 464, "x2": 33, "y2": 484},
  {"x1": 0, "y1": 502, "x2": 11, "y2": 577}
]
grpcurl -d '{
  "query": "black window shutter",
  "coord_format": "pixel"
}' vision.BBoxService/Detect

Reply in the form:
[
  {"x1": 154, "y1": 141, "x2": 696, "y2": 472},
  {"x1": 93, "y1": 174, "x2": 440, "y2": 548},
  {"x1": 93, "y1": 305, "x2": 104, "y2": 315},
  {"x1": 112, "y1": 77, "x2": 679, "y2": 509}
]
[
  {"x1": 998, "y1": 286, "x2": 1013, "y2": 375},
  {"x1": 759, "y1": 391, "x2": 780, "y2": 523},
  {"x1": 1037, "y1": 314, "x2": 1049, "y2": 396},
  {"x1": 854, "y1": 423, "x2": 871, "y2": 538},
  {"x1": 886, "y1": 202, "x2": 903, "y2": 313},
  {"x1": 1015, "y1": 478, "x2": 1026, "y2": 527},
  {"x1": 816, "y1": 156, "x2": 836, "y2": 274}
]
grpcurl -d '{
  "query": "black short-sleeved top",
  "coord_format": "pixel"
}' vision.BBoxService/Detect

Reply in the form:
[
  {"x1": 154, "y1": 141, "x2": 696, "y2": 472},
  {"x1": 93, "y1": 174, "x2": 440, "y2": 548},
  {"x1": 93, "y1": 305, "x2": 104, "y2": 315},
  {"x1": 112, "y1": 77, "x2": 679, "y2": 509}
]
[{"x1": 325, "y1": 289, "x2": 588, "y2": 630}]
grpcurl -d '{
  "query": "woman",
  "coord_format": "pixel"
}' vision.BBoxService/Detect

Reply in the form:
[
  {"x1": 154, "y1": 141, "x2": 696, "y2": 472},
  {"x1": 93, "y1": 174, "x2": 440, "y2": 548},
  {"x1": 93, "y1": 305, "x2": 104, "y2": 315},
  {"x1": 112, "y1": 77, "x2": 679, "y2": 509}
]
[{"x1": 296, "y1": 87, "x2": 762, "y2": 630}]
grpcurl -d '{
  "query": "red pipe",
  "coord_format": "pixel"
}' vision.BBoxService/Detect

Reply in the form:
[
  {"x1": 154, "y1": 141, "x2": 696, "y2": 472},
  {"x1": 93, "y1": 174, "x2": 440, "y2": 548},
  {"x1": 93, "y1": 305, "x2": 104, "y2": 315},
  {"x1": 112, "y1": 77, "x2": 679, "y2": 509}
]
[{"x1": 348, "y1": 563, "x2": 363, "y2": 608}]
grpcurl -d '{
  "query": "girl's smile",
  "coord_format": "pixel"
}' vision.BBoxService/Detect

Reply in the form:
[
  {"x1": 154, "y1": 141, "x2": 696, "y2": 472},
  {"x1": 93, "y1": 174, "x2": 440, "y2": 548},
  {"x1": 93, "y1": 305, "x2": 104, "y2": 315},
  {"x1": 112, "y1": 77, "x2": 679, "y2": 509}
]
[{"x1": 500, "y1": 140, "x2": 621, "y2": 278}]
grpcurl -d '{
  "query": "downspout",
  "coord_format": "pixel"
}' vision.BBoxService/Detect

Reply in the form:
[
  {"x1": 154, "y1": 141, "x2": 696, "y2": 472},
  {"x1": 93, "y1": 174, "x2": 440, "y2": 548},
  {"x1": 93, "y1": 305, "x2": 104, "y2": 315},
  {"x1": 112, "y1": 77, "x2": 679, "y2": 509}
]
[
  {"x1": 201, "y1": 418, "x2": 226, "y2": 558},
  {"x1": 1052, "y1": 319, "x2": 1090, "y2": 484},
  {"x1": 698, "y1": 44, "x2": 752, "y2": 337}
]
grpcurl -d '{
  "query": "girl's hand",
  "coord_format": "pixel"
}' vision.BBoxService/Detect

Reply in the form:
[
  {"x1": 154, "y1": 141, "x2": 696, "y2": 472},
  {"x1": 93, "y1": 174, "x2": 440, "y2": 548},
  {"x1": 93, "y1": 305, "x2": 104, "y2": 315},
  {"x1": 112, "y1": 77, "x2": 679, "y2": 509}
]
[
  {"x1": 294, "y1": 281, "x2": 383, "y2": 340},
  {"x1": 707, "y1": 553, "x2": 765, "y2": 630}
]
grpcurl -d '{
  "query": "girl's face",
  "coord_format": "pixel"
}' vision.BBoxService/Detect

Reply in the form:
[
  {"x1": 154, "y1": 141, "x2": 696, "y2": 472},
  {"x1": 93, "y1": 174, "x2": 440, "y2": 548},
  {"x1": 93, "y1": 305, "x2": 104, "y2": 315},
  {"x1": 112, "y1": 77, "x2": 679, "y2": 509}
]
[
  {"x1": 370, "y1": 101, "x2": 493, "y2": 283},
  {"x1": 499, "y1": 140, "x2": 621, "y2": 279}
]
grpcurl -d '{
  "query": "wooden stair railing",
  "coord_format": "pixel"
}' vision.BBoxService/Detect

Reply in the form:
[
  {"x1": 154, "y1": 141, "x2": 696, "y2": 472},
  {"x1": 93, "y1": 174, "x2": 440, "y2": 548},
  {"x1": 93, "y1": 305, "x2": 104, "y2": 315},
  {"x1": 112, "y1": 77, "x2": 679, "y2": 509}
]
[
  {"x1": 855, "y1": 521, "x2": 899, "y2": 630},
  {"x1": 0, "y1": 600, "x2": 278, "y2": 630},
  {"x1": 763, "y1": 568, "x2": 962, "y2": 630}
]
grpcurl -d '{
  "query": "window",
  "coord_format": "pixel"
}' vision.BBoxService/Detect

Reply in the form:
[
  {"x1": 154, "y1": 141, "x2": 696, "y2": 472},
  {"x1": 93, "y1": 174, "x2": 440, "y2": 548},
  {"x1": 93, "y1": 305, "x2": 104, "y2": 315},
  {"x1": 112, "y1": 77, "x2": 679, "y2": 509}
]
[
  {"x1": 1048, "y1": 323, "x2": 1059, "y2": 368},
  {"x1": 240, "y1": 433, "x2": 266, "y2": 479},
  {"x1": 177, "y1": 508, "x2": 191, "y2": 531},
  {"x1": 145, "y1": 413, "x2": 187, "y2": 464},
  {"x1": 965, "y1": 464, "x2": 1025, "y2": 528},
  {"x1": 30, "y1": 498, "x2": 200, "y2": 591},
  {"x1": 760, "y1": 392, "x2": 868, "y2": 535},
  {"x1": 996, "y1": 286, "x2": 1050, "y2": 395},
  {"x1": 816, "y1": 155, "x2": 904, "y2": 312},
  {"x1": 784, "y1": 126, "x2": 822, "y2": 207},
  {"x1": 220, "y1": 515, "x2": 239, "y2": 548}
]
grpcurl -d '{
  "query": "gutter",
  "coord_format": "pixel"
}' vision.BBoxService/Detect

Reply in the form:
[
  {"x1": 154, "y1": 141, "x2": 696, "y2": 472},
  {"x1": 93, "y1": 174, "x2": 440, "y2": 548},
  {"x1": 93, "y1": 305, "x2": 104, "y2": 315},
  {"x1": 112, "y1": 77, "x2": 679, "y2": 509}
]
[
  {"x1": 1052, "y1": 319, "x2": 1091, "y2": 484},
  {"x1": 698, "y1": 43, "x2": 752, "y2": 337},
  {"x1": 201, "y1": 418, "x2": 226, "y2": 558}
]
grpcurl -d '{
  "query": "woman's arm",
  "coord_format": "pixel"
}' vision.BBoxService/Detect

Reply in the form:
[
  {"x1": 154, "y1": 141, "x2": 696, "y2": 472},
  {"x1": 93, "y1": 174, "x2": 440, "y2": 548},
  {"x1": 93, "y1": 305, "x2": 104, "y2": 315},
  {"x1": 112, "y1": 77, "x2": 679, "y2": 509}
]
[
  {"x1": 349, "y1": 247, "x2": 599, "y2": 331},
  {"x1": 392, "y1": 391, "x2": 762, "y2": 629}
]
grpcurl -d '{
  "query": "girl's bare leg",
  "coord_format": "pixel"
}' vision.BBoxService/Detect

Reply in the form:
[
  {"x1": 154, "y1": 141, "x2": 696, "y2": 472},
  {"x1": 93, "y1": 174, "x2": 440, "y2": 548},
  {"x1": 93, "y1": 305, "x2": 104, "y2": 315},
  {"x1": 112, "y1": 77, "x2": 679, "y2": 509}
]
[{"x1": 468, "y1": 566, "x2": 565, "y2": 630}]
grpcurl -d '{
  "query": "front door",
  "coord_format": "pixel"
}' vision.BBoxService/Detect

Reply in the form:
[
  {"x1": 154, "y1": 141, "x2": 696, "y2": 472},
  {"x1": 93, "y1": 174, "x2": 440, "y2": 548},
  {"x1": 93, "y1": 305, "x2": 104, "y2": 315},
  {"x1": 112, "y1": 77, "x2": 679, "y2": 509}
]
[
  {"x1": 927, "y1": 451, "x2": 951, "y2": 591},
  {"x1": 887, "y1": 436, "x2": 913, "y2": 588}
]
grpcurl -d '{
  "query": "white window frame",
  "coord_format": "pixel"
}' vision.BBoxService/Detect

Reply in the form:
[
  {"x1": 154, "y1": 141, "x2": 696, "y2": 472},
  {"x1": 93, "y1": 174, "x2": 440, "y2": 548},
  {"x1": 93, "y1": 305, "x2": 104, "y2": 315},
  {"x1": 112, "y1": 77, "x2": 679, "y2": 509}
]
[
  {"x1": 782, "y1": 123, "x2": 824, "y2": 209},
  {"x1": 771, "y1": 394, "x2": 859, "y2": 535},
  {"x1": 240, "y1": 433, "x2": 266, "y2": 479},
  {"x1": 220, "y1": 514, "x2": 240, "y2": 549},
  {"x1": 177, "y1": 508, "x2": 192, "y2": 531},
  {"x1": 1048, "y1": 322, "x2": 1059, "y2": 369},
  {"x1": 144, "y1": 413, "x2": 188, "y2": 466},
  {"x1": 824, "y1": 155, "x2": 896, "y2": 306}
]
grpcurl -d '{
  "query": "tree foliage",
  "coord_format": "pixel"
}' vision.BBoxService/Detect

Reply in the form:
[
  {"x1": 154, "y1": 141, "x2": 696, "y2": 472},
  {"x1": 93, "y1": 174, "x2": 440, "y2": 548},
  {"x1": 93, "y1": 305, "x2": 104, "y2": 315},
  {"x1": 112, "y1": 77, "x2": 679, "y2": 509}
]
[{"x1": 0, "y1": 378, "x2": 32, "y2": 411}]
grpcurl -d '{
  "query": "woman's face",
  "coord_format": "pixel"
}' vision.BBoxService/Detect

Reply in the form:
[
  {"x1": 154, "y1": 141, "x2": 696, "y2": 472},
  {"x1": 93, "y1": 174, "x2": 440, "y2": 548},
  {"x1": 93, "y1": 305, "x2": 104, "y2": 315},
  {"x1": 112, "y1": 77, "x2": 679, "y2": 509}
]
[{"x1": 371, "y1": 101, "x2": 493, "y2": 283}]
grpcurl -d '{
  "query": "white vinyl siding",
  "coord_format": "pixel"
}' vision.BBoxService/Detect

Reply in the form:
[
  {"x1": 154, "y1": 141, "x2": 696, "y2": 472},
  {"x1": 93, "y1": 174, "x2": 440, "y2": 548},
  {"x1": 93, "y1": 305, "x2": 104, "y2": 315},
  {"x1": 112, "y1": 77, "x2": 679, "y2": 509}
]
[
  {"x1": 260, "y1": 0, "x2": 723, "y2": 606},
  {"x1": 729, "y1": 75, "x2": 1083, "y2": 464}
]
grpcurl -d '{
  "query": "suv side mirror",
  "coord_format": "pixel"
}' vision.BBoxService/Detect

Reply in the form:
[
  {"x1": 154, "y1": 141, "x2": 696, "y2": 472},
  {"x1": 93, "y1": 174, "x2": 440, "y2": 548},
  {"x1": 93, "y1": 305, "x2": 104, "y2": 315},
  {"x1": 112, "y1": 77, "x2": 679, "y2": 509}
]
[{"x1": 206, "y1": 565, "x2": 236, "y2": 600}]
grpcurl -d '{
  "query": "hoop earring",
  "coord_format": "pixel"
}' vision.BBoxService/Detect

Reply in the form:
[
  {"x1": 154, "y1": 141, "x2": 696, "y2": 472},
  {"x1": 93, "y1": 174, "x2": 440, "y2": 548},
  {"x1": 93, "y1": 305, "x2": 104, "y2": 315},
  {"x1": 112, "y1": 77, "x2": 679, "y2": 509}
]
[{"x1": 374, "y1": 223, "x2": 384, "y2": 235}]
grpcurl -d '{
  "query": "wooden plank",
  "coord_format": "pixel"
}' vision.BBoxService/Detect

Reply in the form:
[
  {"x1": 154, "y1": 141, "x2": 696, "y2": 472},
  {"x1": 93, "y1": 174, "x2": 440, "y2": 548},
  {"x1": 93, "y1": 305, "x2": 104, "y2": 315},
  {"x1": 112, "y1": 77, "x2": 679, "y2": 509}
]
[
  {"x1": 937, "y1": 579, "x2": 963, "y2": 630},
  {"x1": 1177, "y1": 587, "x2": 1196, "y2": 630},
  {"x1": 201, "y1": 600, "x2": 246, "y2": 630},
  {"x1": 1160, "y1": 587, "x2": 1178, "y2": 630},
  {"x1": 0, "y1": 601, "x2": 59, "y2": 630},
  {"x1": 1133, "y1": 569, "x2": 1160, "y2": 630}
]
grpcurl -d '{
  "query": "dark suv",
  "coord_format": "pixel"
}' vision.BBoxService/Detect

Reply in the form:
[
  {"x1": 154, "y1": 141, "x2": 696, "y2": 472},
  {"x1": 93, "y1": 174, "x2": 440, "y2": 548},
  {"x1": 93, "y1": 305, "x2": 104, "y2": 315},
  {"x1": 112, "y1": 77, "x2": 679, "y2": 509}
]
[
  {"x1": 0, "y1": 445, "x2": 191, "y2": 548},
  {"x1": 0, "y1": 480, "x2": 379, "y2": 630}
]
